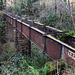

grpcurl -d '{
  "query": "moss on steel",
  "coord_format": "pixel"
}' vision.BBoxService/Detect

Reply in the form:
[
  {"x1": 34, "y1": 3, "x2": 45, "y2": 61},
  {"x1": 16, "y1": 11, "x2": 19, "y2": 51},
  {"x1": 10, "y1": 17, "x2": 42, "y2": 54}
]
[
  {"x1": 31, "y1": 26, "x2": 45, "y2": 34},
  {"x1": 34, "y1": 21, "x2": 62, "y2": 32},
  {"x1": 34, "y1": 22, "x2": 44, "y2": 25}
]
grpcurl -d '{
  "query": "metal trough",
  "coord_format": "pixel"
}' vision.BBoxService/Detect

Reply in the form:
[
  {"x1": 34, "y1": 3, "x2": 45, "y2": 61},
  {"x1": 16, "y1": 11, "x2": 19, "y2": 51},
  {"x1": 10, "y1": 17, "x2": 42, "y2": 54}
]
[{"x1": 4, "y1": 13, "x2": 75, "y2": 66}]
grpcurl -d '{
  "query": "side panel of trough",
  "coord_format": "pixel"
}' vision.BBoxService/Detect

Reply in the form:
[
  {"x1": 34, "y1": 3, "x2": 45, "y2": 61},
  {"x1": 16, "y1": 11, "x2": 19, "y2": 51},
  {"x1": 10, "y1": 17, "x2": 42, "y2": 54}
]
[
  {"x1": 10, "y1": 17, "x2": 13, "y2": 25},
  {"x1": 22, "y1": 24, "x2": 29, "y2": 38},
  {"x1": 13, "y1": 19, "x2": 16, "y2": 27},
  {"x1": 6, "y1": 15, "x2": 8, "y2": 21},
  {"x1": 17, "y1": 21, "x2": 21, "y2": 32},
  {"x1": 8, "y1": 16, "x2": 11, "y2": 23},
  {"x1": 31, "y1": 29, "x2": 45, "y2": 51},
  {"x1": 6, "y1": 15, "x2": 9, "y2": 22},
  {"x1": 47, "y1": 38, "x2": 61, "y2": 59},
  {"x1": 62, "y1": 46, "x2": 75, "y2": 66},
  {"x1": 5, "y1": 15, "x2": 11, "y2": 24}
]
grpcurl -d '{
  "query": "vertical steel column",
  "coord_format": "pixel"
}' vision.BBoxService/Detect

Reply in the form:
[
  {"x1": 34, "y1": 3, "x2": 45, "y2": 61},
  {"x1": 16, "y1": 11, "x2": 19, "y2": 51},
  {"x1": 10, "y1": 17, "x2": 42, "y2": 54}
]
[
  {"x1": 43, "y1": 34, "x2": 47, "y2": 53},
  {"x1": 28, "y1": 19, "x2": 32, "y2": 56},
  {"x1": 12, "y1": 18, "x2": 13, "y2": 25},
  {"x1": 29, "y1": 26, "x2": 31, "y2": 56},
  {"x1": 14, "y1": 20, "x2": 18, "y2": 52},
  {"x1": 59, "y1": 45, "x2": 63, "y2": 59},
  {"x1": 14, "y1": 28, "x2": 18, "y2": 52},
  {"x1": 21, "y1": 22, "x2": 22, "y2": 33}
]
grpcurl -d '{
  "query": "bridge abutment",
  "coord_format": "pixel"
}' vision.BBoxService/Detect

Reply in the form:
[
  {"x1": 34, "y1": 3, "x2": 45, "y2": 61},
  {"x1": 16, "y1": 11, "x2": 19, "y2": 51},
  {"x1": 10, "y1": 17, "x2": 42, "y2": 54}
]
[
  {"x1": 6, "y1": 22, "x2": 31, "y2": 55},
  {"x1": 14, "y1": 28, "x2": 31, "y2": 55}
]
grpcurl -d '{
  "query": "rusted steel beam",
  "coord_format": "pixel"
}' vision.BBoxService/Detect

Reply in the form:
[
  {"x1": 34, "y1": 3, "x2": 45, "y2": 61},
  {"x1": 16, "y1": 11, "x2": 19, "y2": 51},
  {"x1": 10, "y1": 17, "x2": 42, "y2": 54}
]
[
  {"x1": 31, "y1": 27, "x2": 45, "y2": 51},
  {"x1": 4, "y1": 13, "x2": 75, "y2": 66},
  {"x1": 17, "y1": 20, "x2": 21, "y2": 32},
  {"x1": 46, "y1": 37, "x2": 61, "y2": 59},
  {"x1": 22, "y1": 22, "x2": 30, "y2": 39}
]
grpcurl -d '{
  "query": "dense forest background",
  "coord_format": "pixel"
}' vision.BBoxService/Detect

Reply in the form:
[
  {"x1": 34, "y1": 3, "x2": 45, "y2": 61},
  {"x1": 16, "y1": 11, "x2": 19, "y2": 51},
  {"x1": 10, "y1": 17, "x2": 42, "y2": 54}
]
[{"x1": 5, "y1": 0, "x2": 75, "y2": 31}]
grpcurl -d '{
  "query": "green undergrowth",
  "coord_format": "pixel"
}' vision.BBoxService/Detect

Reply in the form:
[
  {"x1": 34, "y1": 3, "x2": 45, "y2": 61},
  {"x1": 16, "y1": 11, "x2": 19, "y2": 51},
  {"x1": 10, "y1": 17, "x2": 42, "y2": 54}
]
[
  {"x1": 56, "y1": 30, "x2": 75, "y2": 40},
  {"x1": 0, "y1": 42, "x2": 73, "y2": 75},
  {"x1": 0, "y1": 42, "x2": 66, "y2": 75},
  {"x1": 0, "y1": 39, "x2": 72, "y2": 75},
  {"x1": 0, "y1": 42, "x2": 14, "y2": 62},
  {"x1": 0, "y1": 43, "x2": 53, "y2": 75}
]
